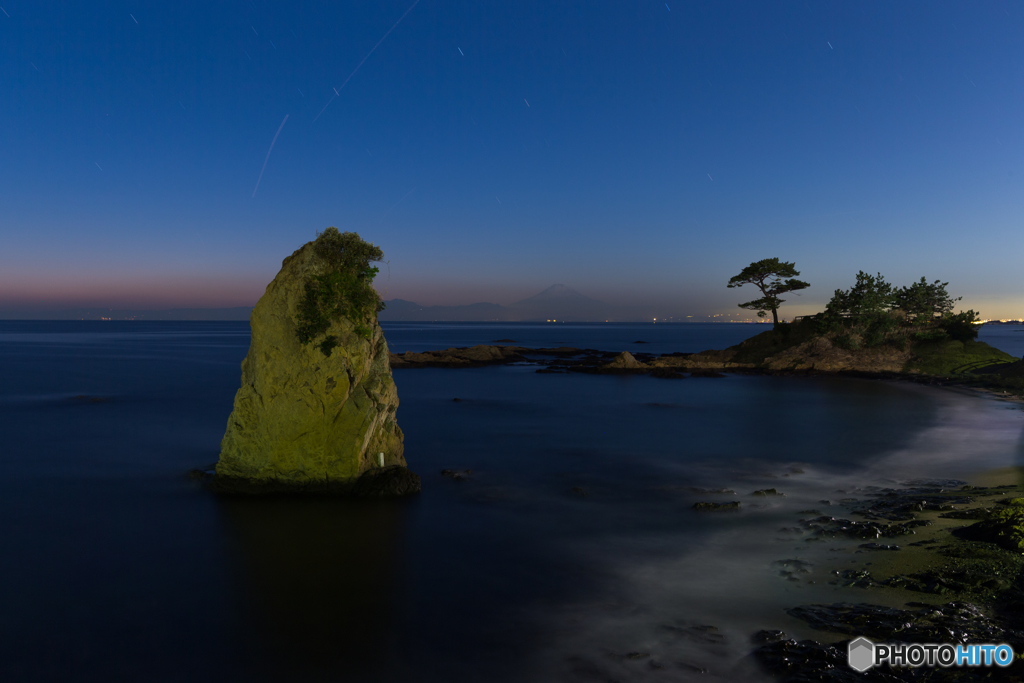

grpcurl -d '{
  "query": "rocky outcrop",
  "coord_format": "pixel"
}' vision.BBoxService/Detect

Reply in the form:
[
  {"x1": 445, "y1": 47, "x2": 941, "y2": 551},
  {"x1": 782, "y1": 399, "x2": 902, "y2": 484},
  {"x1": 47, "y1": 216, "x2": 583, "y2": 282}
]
[
  {"x1": 389, "y1": 345, "x2": 601, "y2": 368},
  {"x1": 649, "y1": 349, "x2": 751, "y2": 371},
  {"x1": 602, "y1": 351, "x2": 645, "y2": 370},
  {"x1": 652, "y1": 343, "x2": 914, "y2": 374},
  {"x1": 390, "y1": 344, "x2": 528, "y2": 368},
  {"x1": 215, "y1": 238, "x2": 415, "y2": 494},
  {"x1": 758, "y1": 337, "x2": 912, "y2": 373},
  {"x1": 648, "y1": 325, "x2": 1015, "y2": 376}
]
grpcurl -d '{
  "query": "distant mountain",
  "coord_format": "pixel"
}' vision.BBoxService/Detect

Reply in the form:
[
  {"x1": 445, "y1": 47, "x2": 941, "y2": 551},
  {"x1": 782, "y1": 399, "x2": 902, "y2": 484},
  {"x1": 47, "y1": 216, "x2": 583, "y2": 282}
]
[
  {"x1": 508, "y1": 284, "x2": 612, "y2": 321},
  {"x1": 378, "y1": 286, "x2": 617, "y2": 322},
  {"x1": 513, "y1": 284, "x2": 587, "y2": 303}
]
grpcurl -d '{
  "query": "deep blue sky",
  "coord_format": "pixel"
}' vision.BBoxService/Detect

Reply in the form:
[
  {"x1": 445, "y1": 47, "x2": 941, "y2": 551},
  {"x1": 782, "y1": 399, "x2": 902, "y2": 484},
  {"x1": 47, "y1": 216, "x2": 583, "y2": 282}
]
[{"x1": 2, "y1": 1, "x2": 1022, "y2": 318}]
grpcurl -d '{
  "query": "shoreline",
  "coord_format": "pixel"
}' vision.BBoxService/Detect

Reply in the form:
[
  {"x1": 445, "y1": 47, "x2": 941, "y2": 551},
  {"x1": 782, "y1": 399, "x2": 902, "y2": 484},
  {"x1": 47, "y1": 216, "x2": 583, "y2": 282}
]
[
  {"x1": 747, "y1": 461, "x2": 1024, "y2": 680},
  {"x1": 388, "y1": 343, "x2": 1024, "y2": 679}
]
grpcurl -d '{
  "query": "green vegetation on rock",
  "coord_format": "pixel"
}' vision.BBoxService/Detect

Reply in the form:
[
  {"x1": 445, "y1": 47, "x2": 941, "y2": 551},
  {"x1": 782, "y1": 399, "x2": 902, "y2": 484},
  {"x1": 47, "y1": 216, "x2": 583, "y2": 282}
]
[
  {"x1": 961, "y1": 507, "x2": 1024, "y2": 552},
  {"x1": 294, "y1": 228, "x2": 385, "y2": 353},
  {"x1": 907, "y1": 338, "x2": 1016, "y2": 375}
]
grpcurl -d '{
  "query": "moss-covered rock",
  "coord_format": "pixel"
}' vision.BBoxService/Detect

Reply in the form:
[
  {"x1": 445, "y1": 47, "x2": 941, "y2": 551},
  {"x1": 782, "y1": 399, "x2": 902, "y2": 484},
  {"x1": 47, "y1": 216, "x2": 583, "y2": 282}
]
[
  {"x1": 905, "y1": 338, "x2": 1017, "y2": 375},
  {"x1": 215, "y1": 234, "x2": 413, "y2": 493},
  {"x1": 958, "y1": 507, "x2": 1024, "y2": 552}
]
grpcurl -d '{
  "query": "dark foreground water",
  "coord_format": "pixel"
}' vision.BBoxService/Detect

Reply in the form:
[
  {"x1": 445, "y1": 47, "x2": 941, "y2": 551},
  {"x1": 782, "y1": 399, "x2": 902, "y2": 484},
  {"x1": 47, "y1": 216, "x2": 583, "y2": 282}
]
[{"x1": 1, "y1": 322, "x2": 1023, "y2": 682}]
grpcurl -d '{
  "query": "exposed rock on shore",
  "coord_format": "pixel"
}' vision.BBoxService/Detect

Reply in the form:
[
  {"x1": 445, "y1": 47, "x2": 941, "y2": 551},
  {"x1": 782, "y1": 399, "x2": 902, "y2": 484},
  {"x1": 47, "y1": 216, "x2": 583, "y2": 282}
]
[
  {"x1": 753, "y1": 601, "x2": 1023, "y2": 682},
  {"x1": 390, "y1": 344, "x2": 529, "y2": 368},
  {"x1": 603, "y1": 351, "x2": 644, "y2": 370},
  {"x1": 390, "y1": 345, "x2": 603, "y2": 368},
  {"x1": 650, "y1": 336, "x2": 911, "y2": 373},
  {"x1": 214, "y1": 231, "x2": 416, "y2": 495}
]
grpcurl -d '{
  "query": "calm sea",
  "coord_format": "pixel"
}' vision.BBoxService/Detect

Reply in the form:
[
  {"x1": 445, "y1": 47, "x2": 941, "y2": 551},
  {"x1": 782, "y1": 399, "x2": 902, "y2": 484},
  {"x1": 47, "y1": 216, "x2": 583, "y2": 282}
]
[{"x1": 1, "y1": 321, "x2": 1022, "y2": 682}]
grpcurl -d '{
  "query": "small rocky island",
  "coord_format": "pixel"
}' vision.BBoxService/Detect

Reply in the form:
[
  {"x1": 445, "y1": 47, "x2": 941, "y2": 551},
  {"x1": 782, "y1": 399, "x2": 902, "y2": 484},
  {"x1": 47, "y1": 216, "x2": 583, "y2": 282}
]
[
  {"x1": 212, "y1": 228, "x2": 419, "y2": 496},
  {"x1": 391, "y1": 268, "x2": 1024, "y2": 395}
]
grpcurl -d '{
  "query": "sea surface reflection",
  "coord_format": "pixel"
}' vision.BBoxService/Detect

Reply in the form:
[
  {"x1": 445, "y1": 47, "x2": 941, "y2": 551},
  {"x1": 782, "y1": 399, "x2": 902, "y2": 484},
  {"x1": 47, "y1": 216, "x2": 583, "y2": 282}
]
[
  {"x1": 1, "y1": 321, "x2": 1022, "y2": 682},
  {"x1": 217, "y1": 497, "x2": 410, "y2": 681}
]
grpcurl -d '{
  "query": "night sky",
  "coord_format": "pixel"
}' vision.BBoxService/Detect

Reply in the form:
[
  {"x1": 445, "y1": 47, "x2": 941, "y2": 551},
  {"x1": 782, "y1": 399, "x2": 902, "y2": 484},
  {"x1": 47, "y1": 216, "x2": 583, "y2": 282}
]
[{"x1": 2, "y1": 1, "x2": 1022, "y2": 318}]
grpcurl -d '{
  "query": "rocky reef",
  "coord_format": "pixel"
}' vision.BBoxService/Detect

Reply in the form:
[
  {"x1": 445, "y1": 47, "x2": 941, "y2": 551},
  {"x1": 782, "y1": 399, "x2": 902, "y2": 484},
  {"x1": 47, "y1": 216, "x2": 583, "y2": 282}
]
[
  {"x1": 390, "y1": 319, "x2": 1023, "y2": 397},
  {"x1": 213, "y1": 230, "x2": 417, "y2": 495},
  {"x1": 389, "y1": 344, "x2": 594, "y2": 368}
]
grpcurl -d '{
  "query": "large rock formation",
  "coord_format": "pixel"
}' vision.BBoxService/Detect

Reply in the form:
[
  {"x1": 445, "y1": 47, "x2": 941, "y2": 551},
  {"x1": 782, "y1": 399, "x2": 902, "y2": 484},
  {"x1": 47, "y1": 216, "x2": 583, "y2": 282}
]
[{"x1": 215, "y1": 232, "x2": 417, "y2": 495}]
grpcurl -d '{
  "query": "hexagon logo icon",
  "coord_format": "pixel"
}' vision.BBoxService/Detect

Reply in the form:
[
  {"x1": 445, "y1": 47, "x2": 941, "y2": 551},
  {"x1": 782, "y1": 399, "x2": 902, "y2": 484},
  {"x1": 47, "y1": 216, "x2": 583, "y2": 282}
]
[{"x1": 848, "y1": 637, "x2": 875, "y2": 672}]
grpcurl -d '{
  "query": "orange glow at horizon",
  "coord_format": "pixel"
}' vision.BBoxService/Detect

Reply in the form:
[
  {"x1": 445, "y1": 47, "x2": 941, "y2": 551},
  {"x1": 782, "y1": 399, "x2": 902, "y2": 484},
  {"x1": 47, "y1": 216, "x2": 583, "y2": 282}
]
[{"x1": 0, "y1": 273, "x2": 269, "y2": 309}]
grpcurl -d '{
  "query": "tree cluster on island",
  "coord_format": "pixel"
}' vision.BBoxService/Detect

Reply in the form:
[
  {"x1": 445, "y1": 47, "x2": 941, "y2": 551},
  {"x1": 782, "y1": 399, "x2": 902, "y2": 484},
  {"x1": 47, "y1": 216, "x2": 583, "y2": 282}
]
[{"x1": 729, "y1": 258, "x2": 980, "y2": 348}]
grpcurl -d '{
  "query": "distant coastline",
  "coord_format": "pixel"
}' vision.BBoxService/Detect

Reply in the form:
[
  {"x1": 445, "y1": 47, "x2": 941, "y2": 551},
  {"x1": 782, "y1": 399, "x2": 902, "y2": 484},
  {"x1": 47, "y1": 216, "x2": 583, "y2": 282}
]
[
  {"x1": 2, "y1": 280, "x2": 1020, "y2": 325},
  {"x1": 0, "y1": 307, "x2": 256, "y2": 321},
  {"x1": 0, "y1": 309, "x2": 1020, "y2": 325},
  {"x1": 379, "y1": 284, "x2": 650, "y2": 323}
]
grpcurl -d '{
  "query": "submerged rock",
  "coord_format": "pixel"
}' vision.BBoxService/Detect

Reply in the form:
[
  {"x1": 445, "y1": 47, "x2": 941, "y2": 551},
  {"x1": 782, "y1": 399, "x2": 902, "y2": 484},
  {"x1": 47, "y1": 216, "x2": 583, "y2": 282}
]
[
  {"x1": 71, "y1": 394, "x2": 108, "y2": 403},
  {"x1": 750, "y1": 629, "x2": 787, "y2": 645},
  {"x1": 858, "y1": 543, "x2": 901, "y2": 551},
  {"x1": 800, "y1": 516, "x2": 919, "y2": 539},
  {"x1": 351, "y1": 466, "x2": 421, "y2": 497},
  {"x1": 785, "y1": 601, "x2": 1018, "y2": 644},
  {"x1": 751, "y1": 638, "x2": 900, "y2": 682},
  {"x1": 214, "y1": 229, "x2": 416, "y2": 495},
  {"x1": 689, "y1": 368, "x2": 727, "y2": 377},
  {"x1": 693, "y1": 501, "x2": 741, "y2": 511}
]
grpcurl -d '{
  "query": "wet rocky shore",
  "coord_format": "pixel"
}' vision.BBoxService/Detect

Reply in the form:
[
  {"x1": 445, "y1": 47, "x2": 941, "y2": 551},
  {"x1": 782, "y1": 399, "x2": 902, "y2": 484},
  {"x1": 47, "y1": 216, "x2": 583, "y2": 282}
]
[{"x1": 743, "y1": 477, "x2": 1024, "y2": 681}]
